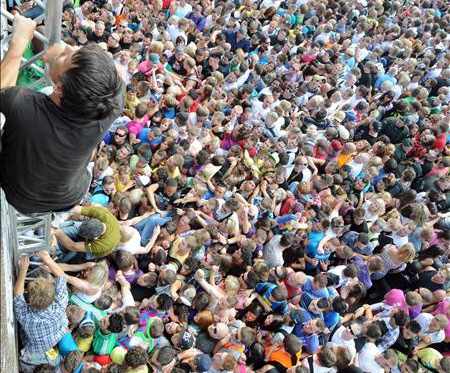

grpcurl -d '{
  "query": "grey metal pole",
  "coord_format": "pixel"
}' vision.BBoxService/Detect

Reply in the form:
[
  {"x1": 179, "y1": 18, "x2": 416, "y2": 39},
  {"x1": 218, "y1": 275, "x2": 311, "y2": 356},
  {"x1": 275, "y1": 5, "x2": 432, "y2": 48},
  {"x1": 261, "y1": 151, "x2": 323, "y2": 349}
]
[{"x1": 44, "y1": 0, "x2": 63, "y2": 45}]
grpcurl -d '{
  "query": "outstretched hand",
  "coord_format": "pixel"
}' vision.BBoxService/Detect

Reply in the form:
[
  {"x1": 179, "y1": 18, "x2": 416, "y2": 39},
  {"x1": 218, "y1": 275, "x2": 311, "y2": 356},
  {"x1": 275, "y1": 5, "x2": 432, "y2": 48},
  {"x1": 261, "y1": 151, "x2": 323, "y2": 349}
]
[
  {"x1": 18, "y1": 255, "x2": 30, "y2": 272},
  {"x1": 12, "y1": 14, "x2": 37, "y2": 45}
]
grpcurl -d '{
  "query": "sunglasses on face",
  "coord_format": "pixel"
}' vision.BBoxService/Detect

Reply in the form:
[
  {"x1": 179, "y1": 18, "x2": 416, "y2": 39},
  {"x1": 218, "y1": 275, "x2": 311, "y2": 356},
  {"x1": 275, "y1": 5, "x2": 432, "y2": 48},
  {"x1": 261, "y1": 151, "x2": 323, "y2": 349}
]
[{"x1": 115, "y1": 132, "x2": 127, "y2": 137}]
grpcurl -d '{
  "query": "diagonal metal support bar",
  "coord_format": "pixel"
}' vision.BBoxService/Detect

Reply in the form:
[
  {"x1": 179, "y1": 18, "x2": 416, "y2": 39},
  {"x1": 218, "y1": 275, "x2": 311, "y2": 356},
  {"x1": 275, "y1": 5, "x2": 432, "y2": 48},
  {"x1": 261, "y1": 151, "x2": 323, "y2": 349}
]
[{"x1": 20, "y1": 49, "x2": 46, "y2": 69}]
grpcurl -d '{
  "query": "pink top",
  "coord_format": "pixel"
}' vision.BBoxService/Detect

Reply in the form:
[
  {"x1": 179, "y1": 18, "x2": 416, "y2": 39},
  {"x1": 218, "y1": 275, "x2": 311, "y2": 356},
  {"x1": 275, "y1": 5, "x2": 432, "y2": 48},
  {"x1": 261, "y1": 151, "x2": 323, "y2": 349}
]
[
  {"x1": 432, "y1": 300, "x2": 450, "y2": 339},
  {"x1": 127, "y1": 115, "x2": 149, "y2": 135},
  {"x1": 384, "y1": 289, "x2": 408, "y2": 312}
]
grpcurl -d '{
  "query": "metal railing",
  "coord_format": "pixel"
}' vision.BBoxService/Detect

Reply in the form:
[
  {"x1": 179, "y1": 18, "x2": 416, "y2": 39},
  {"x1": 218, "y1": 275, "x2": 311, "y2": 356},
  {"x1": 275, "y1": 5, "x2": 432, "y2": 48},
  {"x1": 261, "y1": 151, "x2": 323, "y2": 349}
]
[
  {"x1": 0, "y1": 190, "x2": 19, "y2": 373},
  {"x1": 0, "y1": 0, "x2": 63, "y2": 371}
]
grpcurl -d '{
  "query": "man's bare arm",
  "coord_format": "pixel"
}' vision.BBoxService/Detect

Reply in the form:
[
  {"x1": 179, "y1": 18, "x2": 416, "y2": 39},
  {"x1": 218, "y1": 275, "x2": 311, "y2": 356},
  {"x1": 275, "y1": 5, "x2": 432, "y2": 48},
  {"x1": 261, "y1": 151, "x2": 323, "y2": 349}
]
[{"x1": 0, "y1": 15, "x2": 36, "y2": 89}]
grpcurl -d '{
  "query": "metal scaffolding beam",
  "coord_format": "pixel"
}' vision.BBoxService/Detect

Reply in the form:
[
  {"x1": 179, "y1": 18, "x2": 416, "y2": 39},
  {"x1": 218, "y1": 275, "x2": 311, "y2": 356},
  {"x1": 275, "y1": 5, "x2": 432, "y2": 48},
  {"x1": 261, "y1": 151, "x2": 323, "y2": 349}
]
[{"x1": 0, "y1": 1, "x2": 64, "y2": 371}]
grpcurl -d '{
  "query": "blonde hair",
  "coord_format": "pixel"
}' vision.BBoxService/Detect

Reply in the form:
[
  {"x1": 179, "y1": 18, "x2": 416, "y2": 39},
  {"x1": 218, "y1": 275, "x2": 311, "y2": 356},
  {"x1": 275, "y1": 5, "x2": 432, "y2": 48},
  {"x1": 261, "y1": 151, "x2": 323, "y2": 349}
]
[
  {"x1": 398, "y1": 243, "x2": 415, "y2": 263},
  {"x1": 224, "y1": 275, "x2": 240, "y2": 295},
  {"x1": 86, "y1": 261, "x2": 109, "y2": 288},
  {"x1": 129, "y1": 188, "x2": 144, "y2": 204},
  {"x1": 28, "y1": 277, "x2": 55, "y2": 310},
  {"x1": 150, "y1": 41, "x2": 164, "y2": 54},
  {"x1": 120, "y1": 225, "x2": 133, "y2": 243}
]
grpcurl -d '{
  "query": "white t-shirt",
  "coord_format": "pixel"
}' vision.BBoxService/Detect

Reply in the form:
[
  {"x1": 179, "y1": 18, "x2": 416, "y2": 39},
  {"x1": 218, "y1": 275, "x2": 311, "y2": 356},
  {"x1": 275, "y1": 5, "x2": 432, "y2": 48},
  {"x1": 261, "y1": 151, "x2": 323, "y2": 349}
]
[
  {"x1": 328, "y1": 266, "x2": 351, "y2": 288},
  {"x1": 415, "y1": 313, "x2": 445, "y2": 344},
  {"x1": 117, "y1": 226, "x2": 142, "y2": 254},
  {"x1": 358, "y1": 342, "x2": 383, "y2": 373},
  {"x1": 329, "y1": 327, "x2": 356, "y2": 359}
]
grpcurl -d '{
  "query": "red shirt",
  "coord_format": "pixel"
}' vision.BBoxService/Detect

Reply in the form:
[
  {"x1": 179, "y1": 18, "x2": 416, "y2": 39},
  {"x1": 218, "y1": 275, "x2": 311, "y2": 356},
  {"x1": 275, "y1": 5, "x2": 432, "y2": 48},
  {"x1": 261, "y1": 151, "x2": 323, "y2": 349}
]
[
  {"x1": 280, "y1": 196, "x2": 296, "y2": 216},
  {"x1": 162, "y1": 0, "x2": 174, "y2": 9},
  {"x1": 433, "y1": 133, "x2": 446, "y2": 151}
]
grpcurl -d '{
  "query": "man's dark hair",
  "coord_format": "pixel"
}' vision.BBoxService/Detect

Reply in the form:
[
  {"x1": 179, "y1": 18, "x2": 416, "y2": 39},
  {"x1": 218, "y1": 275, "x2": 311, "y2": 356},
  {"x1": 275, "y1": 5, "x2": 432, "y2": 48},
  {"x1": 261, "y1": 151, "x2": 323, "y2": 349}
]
[
  {"x1": 317, "y1": 298, "x2": 330, "y2": 310},
  {"x1": 392, "y1": 310, "x2": 409, "y2": 327},
  {"x1": 272, "y1": 286, "x2": 287, "y2": 301},
  {"x1": 156, "y1": 294, "x2": 173, "y2": 311},
  {"x1": 406, "y1": 320, "x2": 422, "y2": 334},
  {"x1": 318, "y1": 346, "x2": 337, "y2": 368},
  {"x1": 125, "y1": 346, "x2": 148, "y2": 368},
  {"x1": 280, "y1": 233, "x2": 294, "y2": 247},
  {"x1": 79, "y1": 218, "x2": 104, "y2": 240},
  {"x1": 166, "y1": 178, "x2": 178, "y2": 188},
  {"x1": 108, "y1": 313, "x2": 125, "y2": 333},
  {"x1": 157, "y1": 346, "x2": 176, "y2": 366},
  {"x1": 60, "y1": 44, "x2": 124, "y2": 120},
  {"x1": 94, "y1": 295, "x2": 113, "y2": 310},
  {"x1": 366, "y1": 322, "x2": 382, "y2": 339}
]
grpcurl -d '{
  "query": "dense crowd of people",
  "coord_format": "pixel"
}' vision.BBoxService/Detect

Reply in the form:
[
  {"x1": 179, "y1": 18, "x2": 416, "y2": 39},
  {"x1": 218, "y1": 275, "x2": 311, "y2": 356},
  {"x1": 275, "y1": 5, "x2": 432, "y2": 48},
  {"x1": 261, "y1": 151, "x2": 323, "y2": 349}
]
[{"x1": 10, "y1": 0, "x2": 450, "y2": 372}]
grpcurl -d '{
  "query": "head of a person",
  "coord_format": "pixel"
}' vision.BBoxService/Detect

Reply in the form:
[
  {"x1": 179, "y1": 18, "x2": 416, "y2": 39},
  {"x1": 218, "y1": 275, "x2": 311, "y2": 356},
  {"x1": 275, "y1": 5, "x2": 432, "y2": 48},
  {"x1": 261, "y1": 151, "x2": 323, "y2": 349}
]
[
  {"x1": 429, "y1": 314, "x2": 449, "y2": 333},
  {"x1": 313, "y1": 273, "x2": 328, "y2": 290},
  {"x1": 164, "y1": 178, "x2": 178, "y2": 196},
  {"x1": 61, "y1": 351, "x2": 83, "y2": 373},
  {"x1": 208, "y1": 322, "x2": 230, "y2": 340},
  {"x1": 84, "y1": 261, "x2": 109, "y2": 288},
  {"x1": 27, "y1": 276, "x2": 56, "y2": 311},
  {"x1": 125, "y1": 346, "x2": 148, "y2": 368},
  {"x1": 44, "y1": 43, "x2": 123, "y2": 120},
  {"x1": 401, "y1": 358, "x2": 420, "y2": 373},
  {"x1": 152, "y1": 346, "x2": 176, "y2": 367},
  {"x1": 303, "y1": 318, "x2": 326, "y2": 335},
  {"x1": 79, "y1": 218, "x2": 105, "y2": 241},
  {"x1": 114, "y1": 250, "x2": 135, "y2": 271},
  {"x1": 403, "y1": 320, "x2": 422, "y2": 339},
  {"x1": 193, "y1": 354, "x2": 213, "y2": 373},
  {"x1": 100, "y1": 313, "x2": 125, "y2": 334},
  {"x1": 113, "y1": 126, "x2": 128, "y2": 145},
  {"x1": 365, "y1": 322, "x2": 382, "y2": 341},
  {"x1": 317, "y1": 346, "x2": 337, "y2": 368}
]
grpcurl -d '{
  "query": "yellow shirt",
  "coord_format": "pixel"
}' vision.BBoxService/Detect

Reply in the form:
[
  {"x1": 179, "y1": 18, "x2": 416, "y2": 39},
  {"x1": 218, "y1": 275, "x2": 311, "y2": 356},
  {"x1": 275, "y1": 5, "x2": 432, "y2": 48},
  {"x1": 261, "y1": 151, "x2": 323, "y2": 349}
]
[
  {"x1": 77, "y1": 335, "x2": 94, "y2": 353},
  {"x1": 114, "y1": 174, "x2": 132, "y2": 193},
  {"x1": 337, "y1": 152, "x2": 354, "y2": 168}
]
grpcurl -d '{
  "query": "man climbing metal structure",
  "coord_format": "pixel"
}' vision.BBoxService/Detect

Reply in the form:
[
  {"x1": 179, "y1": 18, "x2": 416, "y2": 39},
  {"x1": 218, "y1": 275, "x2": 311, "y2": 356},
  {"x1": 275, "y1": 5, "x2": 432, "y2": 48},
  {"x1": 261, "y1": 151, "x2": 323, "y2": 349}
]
[{"x1": 0, "y1": 1, "x2": 124, "y2": 371}]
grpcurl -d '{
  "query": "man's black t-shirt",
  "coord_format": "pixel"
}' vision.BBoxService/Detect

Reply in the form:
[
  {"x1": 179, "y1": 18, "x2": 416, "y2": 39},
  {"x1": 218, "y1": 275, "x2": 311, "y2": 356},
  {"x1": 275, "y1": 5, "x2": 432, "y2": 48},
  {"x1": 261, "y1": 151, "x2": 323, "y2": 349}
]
[{"x1": 0, "y1": 87, "x2": 123, "y2": 213}]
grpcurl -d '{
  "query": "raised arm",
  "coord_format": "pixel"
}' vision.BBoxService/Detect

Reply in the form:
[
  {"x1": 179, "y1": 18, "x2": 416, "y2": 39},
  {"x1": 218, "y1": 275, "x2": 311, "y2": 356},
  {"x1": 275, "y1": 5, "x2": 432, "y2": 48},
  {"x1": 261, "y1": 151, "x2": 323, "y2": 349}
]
[
  {"x1": 53, "y1": 228, "x2": 86, "y2": 252},
  {"x1": 145, "y1": 183, "x2": 162, "y2": 213},
  {"x1": 194, "y1": 269, "x2": 226, "y2": 300},
  {"x1": 14, "y1": 255, "x2": 30, "y2": 296},
  {"x1": 38, "y1": 251, "x2": 65, "y2": 278},
  {"x1": 134, "y1": 225, "x2": 161, "y2": 255},
  {"x1": 1, "y1": 15, "x2": 36, "y2": 88}
]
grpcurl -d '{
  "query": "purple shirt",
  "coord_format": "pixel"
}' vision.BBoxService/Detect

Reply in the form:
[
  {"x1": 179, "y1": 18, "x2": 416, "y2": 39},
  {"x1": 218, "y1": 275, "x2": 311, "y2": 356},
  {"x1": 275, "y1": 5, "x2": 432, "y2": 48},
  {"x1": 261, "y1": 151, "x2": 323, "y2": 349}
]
[{"x1": 109, "y1": 267, "x2": 143, "y2": 285}]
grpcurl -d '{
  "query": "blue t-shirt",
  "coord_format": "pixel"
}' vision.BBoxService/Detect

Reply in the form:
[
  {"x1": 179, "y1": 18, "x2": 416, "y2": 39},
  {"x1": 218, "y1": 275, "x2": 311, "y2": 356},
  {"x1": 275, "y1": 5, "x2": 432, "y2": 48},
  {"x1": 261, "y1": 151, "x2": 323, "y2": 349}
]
[
  {"x1": 138, "y1": 128, "x2": 163, "y2": 147},
  {"x1": 302, "y1": 278, "x2": 330, "y2": 299},
  {"x1": 255, "y1": 282, "x2": 288, "y2": 315},
  {"x1": 292, "y1": 309, "x2": 320, "y2": 353}
]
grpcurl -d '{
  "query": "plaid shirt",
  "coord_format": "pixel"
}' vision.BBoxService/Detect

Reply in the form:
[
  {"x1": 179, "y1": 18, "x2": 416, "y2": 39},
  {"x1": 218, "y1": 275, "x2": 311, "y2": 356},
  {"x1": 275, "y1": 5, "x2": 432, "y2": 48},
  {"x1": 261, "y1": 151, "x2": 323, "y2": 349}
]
[{"x1": 14, "y1": 276, "x2": 69, "y2": 353}]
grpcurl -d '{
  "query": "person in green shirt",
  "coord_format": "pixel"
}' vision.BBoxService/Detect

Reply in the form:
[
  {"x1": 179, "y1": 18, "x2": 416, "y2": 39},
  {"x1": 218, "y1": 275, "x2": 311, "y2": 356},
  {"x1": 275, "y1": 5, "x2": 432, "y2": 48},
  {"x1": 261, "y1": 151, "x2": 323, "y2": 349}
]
[
  {"x1": 92, "y1": 313, "x2": 125, "y2": 356},
  {"x1": 417, "y1": 348, "x2": 449, "y2": 371},
  {"x1": 54, "y1": 205, "x2": 121, "y2": 260}
]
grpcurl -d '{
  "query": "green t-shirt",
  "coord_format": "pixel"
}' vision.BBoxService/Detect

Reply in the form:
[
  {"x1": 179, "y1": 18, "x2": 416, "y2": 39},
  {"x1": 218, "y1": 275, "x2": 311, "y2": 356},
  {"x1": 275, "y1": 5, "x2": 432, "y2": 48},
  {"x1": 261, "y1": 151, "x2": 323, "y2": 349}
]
[
  {"x1": 17, "y1": 43, "x2": 46, "y2": 90},
  {"x1": 417, "y1": 348, "x2": 442, "y2": 370},
  {"x1": 92, "y1": 329, "x2": 119, "y2": 356},
  {"x1": 81, "y1": 206, "x2": 121, "y2": 257}
]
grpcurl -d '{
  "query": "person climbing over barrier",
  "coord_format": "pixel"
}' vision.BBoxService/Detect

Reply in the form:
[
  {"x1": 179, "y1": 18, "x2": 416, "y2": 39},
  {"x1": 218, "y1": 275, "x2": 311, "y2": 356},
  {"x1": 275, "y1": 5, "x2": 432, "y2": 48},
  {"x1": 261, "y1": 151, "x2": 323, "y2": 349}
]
[{"x1": 0, "y1": 14, "x2": 124, "y2": 214}]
